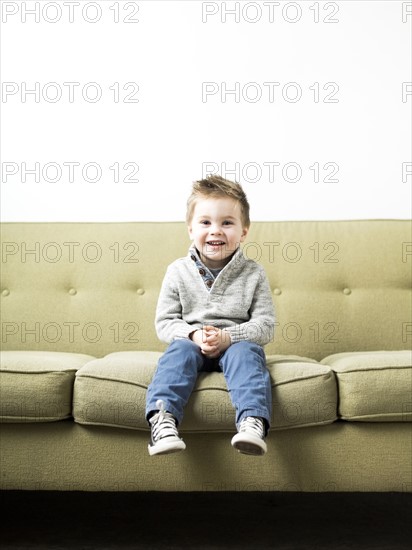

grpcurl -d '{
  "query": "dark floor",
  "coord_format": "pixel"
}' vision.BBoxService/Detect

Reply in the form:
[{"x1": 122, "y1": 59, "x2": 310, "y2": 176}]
[{"x1": 1, "y1": 491, "x2": 411, "y2": 550}]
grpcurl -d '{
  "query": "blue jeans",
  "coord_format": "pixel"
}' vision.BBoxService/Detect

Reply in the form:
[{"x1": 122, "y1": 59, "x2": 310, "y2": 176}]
[{"x1": 145, "y1": 339, "x2": 272, "y2": 433}]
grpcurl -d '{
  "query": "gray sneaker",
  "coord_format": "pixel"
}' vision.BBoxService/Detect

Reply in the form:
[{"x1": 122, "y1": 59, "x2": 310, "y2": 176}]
[
  {"x1": 148, "y1": 400, "x2": 186, "y2": 456},
  {"x1": 231, "y1": 417, "x2": 267, "y2": 456}
]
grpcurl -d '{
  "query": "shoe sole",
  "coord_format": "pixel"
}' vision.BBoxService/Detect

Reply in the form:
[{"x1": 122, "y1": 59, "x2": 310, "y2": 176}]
[
  {"x1": 148, "y1": 440, "x2": 186, "y2": 456},
  {"x1": 231, "y1": 434, "x2": 267, "y2": 456}
]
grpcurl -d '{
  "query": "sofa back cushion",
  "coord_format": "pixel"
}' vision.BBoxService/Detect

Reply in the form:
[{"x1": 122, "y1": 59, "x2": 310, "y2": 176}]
[{"x1": 1, "y1": 221, "x2": 410, "y2": 360}]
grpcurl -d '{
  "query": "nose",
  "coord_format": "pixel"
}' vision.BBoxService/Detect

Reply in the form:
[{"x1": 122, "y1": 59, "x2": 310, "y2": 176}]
[{"x1": 210, "y1": 224, "x2": 222, "y2": 234}]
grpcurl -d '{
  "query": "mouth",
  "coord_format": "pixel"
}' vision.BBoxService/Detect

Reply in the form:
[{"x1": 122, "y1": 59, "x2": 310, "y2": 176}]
[{"x1": 206, "y1": 241, "x2": 225, "y2": 247}]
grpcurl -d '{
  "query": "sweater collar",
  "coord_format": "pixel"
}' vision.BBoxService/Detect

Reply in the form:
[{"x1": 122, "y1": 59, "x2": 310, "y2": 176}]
[{"x1": 188, "y1": 245, "x2": 244, "y2": 291}]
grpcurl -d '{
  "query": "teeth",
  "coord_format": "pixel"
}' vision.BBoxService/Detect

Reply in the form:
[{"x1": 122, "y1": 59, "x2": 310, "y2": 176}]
[{"x1": 208, "y1": 241, "x2": 224, "y2": 245}]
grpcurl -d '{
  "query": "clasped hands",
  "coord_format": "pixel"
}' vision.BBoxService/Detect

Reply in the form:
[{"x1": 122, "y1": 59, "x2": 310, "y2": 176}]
[{"x1": 190, "y1": 325, "x2": 231, "y2": 358}]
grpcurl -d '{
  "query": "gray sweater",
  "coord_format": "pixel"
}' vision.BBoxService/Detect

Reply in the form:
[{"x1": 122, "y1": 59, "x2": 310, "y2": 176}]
[{"x1": 155, "y1": 246, "x2": 276, "y2": 347}]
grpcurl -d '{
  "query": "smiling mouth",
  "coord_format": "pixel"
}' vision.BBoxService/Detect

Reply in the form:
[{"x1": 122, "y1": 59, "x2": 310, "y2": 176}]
[{"x1": 207, "y1": 241, "x2": 225, "y2": 246}]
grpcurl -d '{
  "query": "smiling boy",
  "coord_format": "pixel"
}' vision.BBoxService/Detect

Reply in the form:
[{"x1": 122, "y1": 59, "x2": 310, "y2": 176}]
[{"x1": 145, "y1": 175, "x2": 275, "y2": 456}]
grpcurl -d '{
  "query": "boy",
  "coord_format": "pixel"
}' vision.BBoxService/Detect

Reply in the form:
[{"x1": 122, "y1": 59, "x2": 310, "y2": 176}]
[{"x1": 145, "y1": 175, "x2": 275, "y2": 456}]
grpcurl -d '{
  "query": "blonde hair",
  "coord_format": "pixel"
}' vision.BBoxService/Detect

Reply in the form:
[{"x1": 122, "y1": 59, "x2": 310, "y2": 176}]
[{"x1": 186, "y1": 175, "x2": 250, "y2": 227}]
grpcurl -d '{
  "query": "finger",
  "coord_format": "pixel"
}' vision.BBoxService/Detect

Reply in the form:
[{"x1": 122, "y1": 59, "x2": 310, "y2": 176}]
[
  {"x1": 203, "y1": 326, "x2": 218, "y2": 335},
  {"x1": 200, "y1": 346, "x2": 217, "y2": 354}
]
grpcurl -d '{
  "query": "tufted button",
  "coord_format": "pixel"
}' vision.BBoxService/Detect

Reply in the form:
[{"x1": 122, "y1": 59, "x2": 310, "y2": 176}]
[
  {"x1": 206, "y1": 280, "x2": 213, "y2": 288},
  {"x1": 68, "y1": 288, "x2": 77, "y2": 296},
  {"x1": 199, "y1": 268, "x2": 206, "y2": 276},
  {"x1": 273, "y1": 288, "x2": 282, "y2": 296},
  {"x1": 2, "y1": 289, "x2": 10, "y2": 297},
  {"x1": 136, "y1": 288, "x2": 145, "y2": 296},
  {"x1": 343, "y1": 288, "x2": 352, "y2": 295},
  {"x1": 191, "y1": 255, "x2": 196, "y2": 261}
]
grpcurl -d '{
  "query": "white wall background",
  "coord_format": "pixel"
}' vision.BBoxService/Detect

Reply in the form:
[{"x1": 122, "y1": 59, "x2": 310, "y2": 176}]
[{"x1": 1, "y1": 0, "x2": 411, "y2": 222}]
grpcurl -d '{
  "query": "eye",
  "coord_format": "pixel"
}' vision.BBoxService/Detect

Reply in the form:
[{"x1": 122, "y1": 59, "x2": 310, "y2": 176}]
[
  {"x1": 200, "y1": 220, "x2": 210, "y2": 225},
  {"x1": 223, "y1": 220, "x2": 233, "y2": 225}
]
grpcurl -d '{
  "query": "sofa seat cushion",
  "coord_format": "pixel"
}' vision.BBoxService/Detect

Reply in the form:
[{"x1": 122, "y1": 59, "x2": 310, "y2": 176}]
[
  {"x1": 321, "y1": 351, "x2": 412, "y2": 421},
  {"x1": 73, "y1": 352, "x2": 338, "y2": 432},
  {"x1": 0, "y1": 351, "x2": 96, "y2": 422},
  {"x1": 265, "y1": 355, "x2": 338, "y2": 430}
]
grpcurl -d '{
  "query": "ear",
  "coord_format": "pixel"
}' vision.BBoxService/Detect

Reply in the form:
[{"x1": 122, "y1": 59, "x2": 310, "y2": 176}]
[
  {"x1": 240, "y1": 226, "x2": 249, "y2": 243},
  {"x1": 187, "y1": 225, "x2": 193, "y2": 240}
]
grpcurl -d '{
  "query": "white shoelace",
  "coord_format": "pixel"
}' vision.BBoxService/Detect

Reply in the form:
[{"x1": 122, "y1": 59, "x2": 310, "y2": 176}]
[
  {"x1": 150, "y1": 400, "x2": 179, "y2": 442},
  {"x1": 239, "y1": 417, "x2": 265, "y2": 439}
]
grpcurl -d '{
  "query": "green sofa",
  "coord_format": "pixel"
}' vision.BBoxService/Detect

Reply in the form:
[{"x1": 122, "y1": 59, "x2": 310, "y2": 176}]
[{"x1": 1, "y1": 221, "x2": 411, "y2": 492}]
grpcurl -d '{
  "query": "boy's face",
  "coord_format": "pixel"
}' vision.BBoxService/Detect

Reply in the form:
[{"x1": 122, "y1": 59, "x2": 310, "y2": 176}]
[{"x1": 188, "y1": 196, "x2": 248, "y2": 269}]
